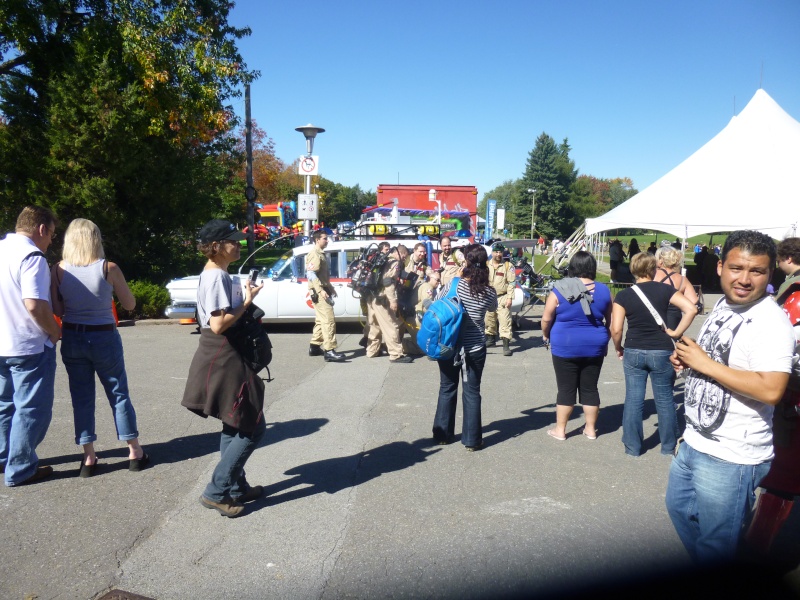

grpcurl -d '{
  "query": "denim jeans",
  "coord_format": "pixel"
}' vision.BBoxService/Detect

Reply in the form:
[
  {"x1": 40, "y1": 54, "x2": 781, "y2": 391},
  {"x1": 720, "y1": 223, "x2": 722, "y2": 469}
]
[
  {"x1": 666, "y1": 441, "x2": 770, "y2": 562},
  {"x1": 433, "y1": 347, "x2": 486, "y2": 447},
  {"x1": 0, "y1": 345, "x2": 56, "y2": 486},
  {"x1": 622, "y1": 348, "x2": 677, "y2": 456},
  {"x1": 60, "y1": 329, "x2": 138, "y2": 445},
  {"x1": 204, "y1": 417, "x2": 267, "y2": 501}
]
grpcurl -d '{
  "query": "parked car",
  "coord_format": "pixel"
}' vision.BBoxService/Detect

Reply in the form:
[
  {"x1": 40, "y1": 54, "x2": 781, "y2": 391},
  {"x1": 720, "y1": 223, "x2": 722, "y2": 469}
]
[{"x1": 164, "y1": 238, "x2": 530, "y2": 323}]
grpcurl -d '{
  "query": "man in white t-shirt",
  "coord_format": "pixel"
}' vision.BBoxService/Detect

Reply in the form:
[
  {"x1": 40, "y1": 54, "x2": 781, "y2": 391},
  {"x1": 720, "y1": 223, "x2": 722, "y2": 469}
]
[
  {"x1": 0, "y1": 206, "x2": 62, "y2": 486},
  {"x1": 666, "y1": 230, "x2": 795, "y2": 562}
]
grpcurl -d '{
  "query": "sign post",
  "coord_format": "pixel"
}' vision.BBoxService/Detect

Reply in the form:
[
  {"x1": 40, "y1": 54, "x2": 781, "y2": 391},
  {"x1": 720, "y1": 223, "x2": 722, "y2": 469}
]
[{"x1": 295, "y1": 124, "x2": 325, "y2": 239}]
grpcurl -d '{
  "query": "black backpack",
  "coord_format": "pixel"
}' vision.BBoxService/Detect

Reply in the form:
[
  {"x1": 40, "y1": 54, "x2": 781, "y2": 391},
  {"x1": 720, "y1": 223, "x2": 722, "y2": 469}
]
[
  {"x1": 224, "y1": 304, "x2": 273, "y2": 380},
  {"x1": 348, "y1": 244, "x2": 389, "y2": 297}
]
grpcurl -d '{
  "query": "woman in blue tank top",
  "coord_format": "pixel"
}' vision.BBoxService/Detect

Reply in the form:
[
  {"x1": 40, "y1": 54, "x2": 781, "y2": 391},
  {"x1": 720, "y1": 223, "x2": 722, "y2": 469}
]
[
  {"x1": 541, "y1": 252, "x2": 612, "y2": 441},
  {"x1": 51, "y1": 219, "x2": 148, "y2": 477}
]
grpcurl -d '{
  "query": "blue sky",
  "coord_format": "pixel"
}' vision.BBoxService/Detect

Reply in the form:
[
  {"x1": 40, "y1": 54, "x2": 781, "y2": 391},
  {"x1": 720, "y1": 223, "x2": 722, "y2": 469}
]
[{"x1": 227, "y1": 0, "x2": 800, "y2": 200}]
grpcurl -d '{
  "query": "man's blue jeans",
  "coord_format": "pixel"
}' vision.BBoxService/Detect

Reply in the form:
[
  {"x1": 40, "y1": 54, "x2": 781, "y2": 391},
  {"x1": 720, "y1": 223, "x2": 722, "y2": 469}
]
[
  {"x1": 622, "y1": 348, "x2": 677, "y2": 456},
  {"x1": 0, "y1": 345, "x2": 56, "y2": 486},
  {"x1": 666, "y1": 441, "x2": 770, "y2": 562},
  {"x1": 203, "y1": 417, "x2": 267, "y2": 502},
  {"x1": 433, "y1": 347, "x2": 486, "y2": 447},
  {"x1": 61, "y1": 329, "x2": 139, "y2": 445}
]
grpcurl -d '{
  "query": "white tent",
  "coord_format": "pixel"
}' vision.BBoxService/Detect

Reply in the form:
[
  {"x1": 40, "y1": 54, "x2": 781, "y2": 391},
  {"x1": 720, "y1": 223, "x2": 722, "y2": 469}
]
[{"x1": 585, "y1": 89, "x2": 800, "y2": 240}]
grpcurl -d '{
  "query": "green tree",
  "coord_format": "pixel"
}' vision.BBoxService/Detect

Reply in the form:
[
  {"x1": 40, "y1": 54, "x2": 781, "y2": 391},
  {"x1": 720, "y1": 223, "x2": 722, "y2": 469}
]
[
  {"x1": 606, "y1": 177, "x2": 637, "y2": 209},
  {"x1": 480, "y1": 179, "x2": 523, "y2": 237},
  {"x1": 518, "y1": 133, "x2": 577, "y2": 240},
  {"x1": 317, "y1": 178, "x2": 375, "y2": 226},
  {"x1": 565, "y1": 175, "x2": 638, "y2": 232},
  {"x1": 0, "y1": 0, "x2": 255, "y2": 281}
]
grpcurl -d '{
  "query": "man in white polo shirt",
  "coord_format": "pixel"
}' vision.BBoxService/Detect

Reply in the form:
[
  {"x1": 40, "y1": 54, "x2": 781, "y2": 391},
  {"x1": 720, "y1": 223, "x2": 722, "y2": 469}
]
[
  {"x1": 667, "y1": 230, "x2": 795, "y2": 562},
  {"x1": 0, "y1": 206, "x2": 62, "y2": 486}
]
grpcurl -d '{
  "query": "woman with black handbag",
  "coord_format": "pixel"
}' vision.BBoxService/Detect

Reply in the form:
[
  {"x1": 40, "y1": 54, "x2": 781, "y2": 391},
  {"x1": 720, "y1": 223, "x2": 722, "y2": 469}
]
[{"x1": 181, "y1": 219, "x2": 266, "y2": 518}]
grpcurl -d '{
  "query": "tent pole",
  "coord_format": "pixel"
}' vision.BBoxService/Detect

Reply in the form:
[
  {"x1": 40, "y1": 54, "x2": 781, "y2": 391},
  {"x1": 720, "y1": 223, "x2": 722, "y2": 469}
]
[{"x1": 682, "y1": 226, "x2": 689, "y2": 276}]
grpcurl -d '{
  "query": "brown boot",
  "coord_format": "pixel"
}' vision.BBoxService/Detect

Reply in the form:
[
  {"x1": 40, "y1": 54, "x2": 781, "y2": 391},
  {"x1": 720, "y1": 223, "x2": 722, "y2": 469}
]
[{"x1": 199, "y1": 495, "x2": 244, "y2": 518}]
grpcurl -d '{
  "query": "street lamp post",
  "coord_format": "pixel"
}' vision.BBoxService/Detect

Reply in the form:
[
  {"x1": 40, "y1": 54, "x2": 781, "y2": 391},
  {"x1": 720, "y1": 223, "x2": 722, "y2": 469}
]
[
  {"x1": 295, "y1": 123, "x2": 325, "y2": 238},
  {"x1": 527, "y1": 188, "x2": 536, "y2": 240},
  {"x1": 429, "y1": 188, "x2": 440, "y2": 225}
]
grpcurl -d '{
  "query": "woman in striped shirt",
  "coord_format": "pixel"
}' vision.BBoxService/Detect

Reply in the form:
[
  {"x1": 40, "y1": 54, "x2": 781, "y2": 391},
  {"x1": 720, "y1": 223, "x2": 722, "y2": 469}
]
[{"x1": 432, "y1": 244, "x2": 498, "y2": 450}]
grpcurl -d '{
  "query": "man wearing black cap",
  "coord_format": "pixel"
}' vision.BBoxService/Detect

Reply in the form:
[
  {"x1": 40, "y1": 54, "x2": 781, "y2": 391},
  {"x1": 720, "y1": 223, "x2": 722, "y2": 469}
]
[{"x1": 485, "y1": 243, "x2": 516, "y2": 356}]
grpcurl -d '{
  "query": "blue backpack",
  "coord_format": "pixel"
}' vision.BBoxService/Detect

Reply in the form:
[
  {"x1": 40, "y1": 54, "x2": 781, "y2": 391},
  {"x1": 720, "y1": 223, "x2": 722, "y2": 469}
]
[{"x1": 417, "y1": 277, "x2": 464, "y2": 360}]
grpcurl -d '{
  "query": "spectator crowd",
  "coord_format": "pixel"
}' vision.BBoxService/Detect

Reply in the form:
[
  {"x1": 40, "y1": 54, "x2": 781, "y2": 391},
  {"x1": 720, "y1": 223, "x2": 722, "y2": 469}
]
[{"x1": 2, "y1": 206, "x2": 798, "y2": 569}]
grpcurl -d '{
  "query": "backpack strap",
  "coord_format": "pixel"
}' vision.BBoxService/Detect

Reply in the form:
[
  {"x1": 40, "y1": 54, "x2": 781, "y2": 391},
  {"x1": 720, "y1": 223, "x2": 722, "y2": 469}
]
[
  {"x1": 19, "y1": 250, "x2": 47, "y2": 285},
  {"x1": 445, "y1": 277, "x2": 461, "y2": 299},
  {"x1": 23, "y1": 250, "x2": 45, "y2": 261}
]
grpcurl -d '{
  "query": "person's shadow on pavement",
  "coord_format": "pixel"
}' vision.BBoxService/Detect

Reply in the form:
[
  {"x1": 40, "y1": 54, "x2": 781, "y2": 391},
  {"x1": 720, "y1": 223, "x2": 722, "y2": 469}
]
[
  {"x1": 250, "y1": 439, "x2": 441, "y2": 511},
  {"x1": 480, "y1": 404, "x2": 555, "y2": 447},
  {"x1": 41, "y1": 418, "x2": 329, "y2": 476}
]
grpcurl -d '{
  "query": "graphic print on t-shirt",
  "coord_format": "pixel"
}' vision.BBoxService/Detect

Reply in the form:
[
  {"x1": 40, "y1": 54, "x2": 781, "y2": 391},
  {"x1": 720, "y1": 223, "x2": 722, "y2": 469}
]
[{"x1": 684, "y1": 305, "x2": 743, "y2": 440}]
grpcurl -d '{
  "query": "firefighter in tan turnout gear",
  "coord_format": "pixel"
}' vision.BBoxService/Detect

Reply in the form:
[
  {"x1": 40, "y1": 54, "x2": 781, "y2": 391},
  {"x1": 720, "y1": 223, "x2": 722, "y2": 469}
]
[
  {"x1": 439, "y1": 236, "x2": 465, "y2": 286},
  {"x1": 305, "y1": 230, "x2": 345, "y2": 362},
  {"x1": 366, "y1": 242, "x2": 413, "y2": 363},
  {"x1": 485, "y1": 243, "x2": 516, "y2": 356},
  {"x1": 400, "y1": 242, "x2": 428, "y2": 356}
]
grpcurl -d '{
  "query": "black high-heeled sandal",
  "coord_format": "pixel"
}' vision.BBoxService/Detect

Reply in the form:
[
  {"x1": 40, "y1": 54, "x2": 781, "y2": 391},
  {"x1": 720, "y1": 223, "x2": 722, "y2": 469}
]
[
  {"x1": 79, "y1": 460, "x2": 98, "y2": 478},
  {"x1": 129, "y1": 453, "x2": 150, "y2": 472}
]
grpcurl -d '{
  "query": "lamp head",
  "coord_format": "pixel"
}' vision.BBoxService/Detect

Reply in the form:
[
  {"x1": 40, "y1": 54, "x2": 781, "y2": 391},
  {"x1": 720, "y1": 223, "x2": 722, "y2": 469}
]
[{"x1": 295, "y1": 123, "x2": 325, "y2": 154}]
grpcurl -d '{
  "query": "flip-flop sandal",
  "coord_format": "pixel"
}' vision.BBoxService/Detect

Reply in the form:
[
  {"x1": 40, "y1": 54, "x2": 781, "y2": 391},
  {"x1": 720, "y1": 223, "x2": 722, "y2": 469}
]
[{"x1": 547, "y1": 429, "x2": 566, "y2": 441}]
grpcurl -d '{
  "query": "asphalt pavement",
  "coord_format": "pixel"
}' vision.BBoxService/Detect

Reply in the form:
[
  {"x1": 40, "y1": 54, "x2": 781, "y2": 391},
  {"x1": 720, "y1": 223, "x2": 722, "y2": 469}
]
[{"x1": 1, "y1": 298, "x2": 799, "y2": 600}]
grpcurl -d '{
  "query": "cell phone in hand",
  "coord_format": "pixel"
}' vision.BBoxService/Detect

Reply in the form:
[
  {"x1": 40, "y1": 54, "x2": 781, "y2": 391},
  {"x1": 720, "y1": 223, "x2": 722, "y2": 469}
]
[{"x1": 248, "y1": 268, "x2": 259, "y2": 284}]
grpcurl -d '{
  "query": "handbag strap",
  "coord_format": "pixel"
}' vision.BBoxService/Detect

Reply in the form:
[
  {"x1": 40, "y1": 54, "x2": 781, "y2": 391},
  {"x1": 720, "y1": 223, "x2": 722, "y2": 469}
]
[{"x1": 632, "y1": 285, "x2": 666, "y2": 332}]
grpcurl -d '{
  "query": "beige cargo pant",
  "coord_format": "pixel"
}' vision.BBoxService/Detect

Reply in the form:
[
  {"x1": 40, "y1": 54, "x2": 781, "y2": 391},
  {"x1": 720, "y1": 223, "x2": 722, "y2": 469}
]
[
  {"x1": 310, "y1": 297, "x2": 338, "y2": 350},
  {"x1": 366, "y1": 298, "x2": 404, "y2": 360},
  {"x1": 485, "y1": 297, "x2": 513, "y2": 340}
]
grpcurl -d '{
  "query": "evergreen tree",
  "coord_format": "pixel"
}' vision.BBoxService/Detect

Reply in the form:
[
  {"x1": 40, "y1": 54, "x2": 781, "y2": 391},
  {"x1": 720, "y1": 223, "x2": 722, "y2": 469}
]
[{"x1": 517, "y1": 133, "x2": 577, "y2": 240}]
